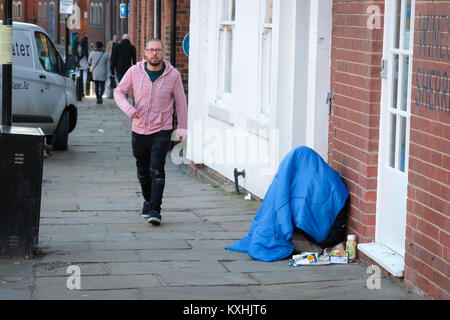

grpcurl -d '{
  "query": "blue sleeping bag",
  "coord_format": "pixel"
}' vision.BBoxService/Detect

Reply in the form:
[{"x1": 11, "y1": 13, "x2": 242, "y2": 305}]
[{"x1": 225, "y1": 146, "x2": 349, "y2": 262}]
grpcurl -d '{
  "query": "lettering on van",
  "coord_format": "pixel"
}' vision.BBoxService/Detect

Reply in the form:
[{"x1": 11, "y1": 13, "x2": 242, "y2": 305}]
[
  {"x1": 12, "y1": 80, "x2": 30, "y2": 90},
  {"x1": 12, "y1": 42, "x2": 31, "y2": 57}
]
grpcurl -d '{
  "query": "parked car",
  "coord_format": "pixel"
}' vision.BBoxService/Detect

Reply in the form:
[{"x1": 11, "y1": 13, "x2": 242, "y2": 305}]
[{"x1": 0, "y1": 21, "x2": 77, "y2": 150}]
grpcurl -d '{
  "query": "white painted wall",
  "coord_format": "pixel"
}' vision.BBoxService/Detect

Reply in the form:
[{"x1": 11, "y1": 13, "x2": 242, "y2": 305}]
[{"x1": 186, "y1": 0, "x2": 333, "y2": 199}]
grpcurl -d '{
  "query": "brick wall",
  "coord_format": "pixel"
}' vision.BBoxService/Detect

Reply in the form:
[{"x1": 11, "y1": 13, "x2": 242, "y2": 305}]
[
  {"x1": 330, "y1": 0, "x2": 449, "y2": 300},
  {"x1": 129, "y1": 0, "x2": 154, "y2": 63},
  {"x1": 405, "y1": 0, "x2": 449, "y2": 300},
  {"x1": 329, "y1": 0, "x2": 384, "y2": 244}
]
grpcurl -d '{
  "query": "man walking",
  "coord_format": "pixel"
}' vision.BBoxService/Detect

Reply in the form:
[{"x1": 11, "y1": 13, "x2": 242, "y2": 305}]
[
  {"x1": 79, "y1": 33, "x2": 89, "y2": 62},
  {"x1": 106, "y1": 34, "x2": 119, "y2": 99},
  {"x1": 114, "y1": 39, "x2": 187, "y2": 226},
  {"x1": 71, "y1": 31, "x2": 79, "y2": 67},
  {"x1": 110, "y1": 34, "x2": 136, "y2": 83}
]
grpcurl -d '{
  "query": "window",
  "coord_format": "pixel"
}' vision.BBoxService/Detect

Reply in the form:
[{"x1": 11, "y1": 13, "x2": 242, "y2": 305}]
[
  {"x1": 388, "y1": 0, "x2": 413, "y2": 173},
  {"x1": 90, "y1": 3, "x2": 94, "y2": 24},
  {"x1": 258, "y1": 0, "x2": 273, "y2": 115},
  {"x1": 43, "y1": 2, "x2": 48, "y2": 19},
  {"x1": 90, "y1": 2, "x2": 103, "y2": 26},
  {"x1": 38, "y1": 2, "x2": 42, "y2": 19},
  {"x1": 217, "y1": 0, "x2": 236, "y2": 101},
  {"x1": 17, "y1": 1, "x2": 22, "y2": 18},
  {"x1": 99, "y1": 3, "x2": 103, "y2": 25},
  {"x1": 35, "y1": 31, "x2": 63, "y2": 74}
]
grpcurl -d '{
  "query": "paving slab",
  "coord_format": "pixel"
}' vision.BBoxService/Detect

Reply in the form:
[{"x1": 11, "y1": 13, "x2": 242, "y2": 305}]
[
  {"x1": 105, "y1": 261, "x2": 228, "y2": 275},
  {"x1": 247, "y1": 278, "x2": 420, "y2": 300},
  {"x1": 32, "y1": 275, "x2": 157, "y2": 299},
  {"x1": 158, "y1": 270, "x2": 258, "y2": 286}
]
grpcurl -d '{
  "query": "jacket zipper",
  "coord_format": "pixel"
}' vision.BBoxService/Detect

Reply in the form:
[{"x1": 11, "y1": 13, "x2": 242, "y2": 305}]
[{"x1": 146, "y1": 76, "x2": 159, "y2": 134}]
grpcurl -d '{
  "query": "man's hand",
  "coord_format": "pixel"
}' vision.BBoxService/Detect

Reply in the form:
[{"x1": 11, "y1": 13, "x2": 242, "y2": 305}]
[
  {"x1": 131, "y1": 112, "x2": 140, "y2": 119},
  {"x1": 173, "y1": 128, "x2": 187, "y2": 142}
]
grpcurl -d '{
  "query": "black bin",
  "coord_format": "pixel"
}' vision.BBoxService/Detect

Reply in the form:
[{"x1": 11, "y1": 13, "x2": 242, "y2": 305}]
[{"x1": 0, "y1": 126, "x2": 45, "y2": 257}]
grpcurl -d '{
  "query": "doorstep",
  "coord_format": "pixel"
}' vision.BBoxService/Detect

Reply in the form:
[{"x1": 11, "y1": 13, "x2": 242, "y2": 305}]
[{"x1": 358, "y1": 242, "x2": 404, "y2": 277}]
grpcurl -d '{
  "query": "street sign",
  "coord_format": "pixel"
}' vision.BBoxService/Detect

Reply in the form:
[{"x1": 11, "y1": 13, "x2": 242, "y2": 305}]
[
  {"x1": 183, "y1": 33, "x2": 190, "y2": 57},
  {"x1": 120, "y1": 4, "x2": 129, "y2": 19},
  {"x1": 60, "y1": 0, "x2": 73, "y2": 14}
]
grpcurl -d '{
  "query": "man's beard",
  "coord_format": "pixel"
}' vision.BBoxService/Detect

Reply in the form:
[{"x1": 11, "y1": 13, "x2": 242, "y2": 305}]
[{"x1": 148, "y1": 59, "x2": 162, "y2": 67}]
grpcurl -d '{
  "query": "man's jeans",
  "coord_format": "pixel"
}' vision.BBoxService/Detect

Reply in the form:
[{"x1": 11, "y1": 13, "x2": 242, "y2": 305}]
[
  {"x1": 132, "y1": 130, "x2": 173, "y2": 214},
  {"x1": 116, "y1": 72, "x2": 125, "y2": 83},
  {"x1": 94, "y1": 80, "x2": 106, "y2": 100}
]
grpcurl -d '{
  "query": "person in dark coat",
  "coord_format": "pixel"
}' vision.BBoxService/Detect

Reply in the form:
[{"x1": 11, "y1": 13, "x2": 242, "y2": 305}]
[
  {"x1": 79, "y1": 33, "x2": 89, "y2": 62},
  {"x1": 110, "y1": 34, "x2": 137, "y2": 83}
]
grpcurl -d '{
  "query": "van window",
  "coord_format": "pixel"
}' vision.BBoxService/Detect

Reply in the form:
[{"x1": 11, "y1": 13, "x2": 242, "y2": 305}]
[{"x1": 35, "y1": 31, "x2": 63, "y2": 74}]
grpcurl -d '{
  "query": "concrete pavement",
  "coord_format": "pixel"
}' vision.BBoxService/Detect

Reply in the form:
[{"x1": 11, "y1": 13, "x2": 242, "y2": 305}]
[{"x1": 0, "y1": 97, "x2": 421, "y2": 300}]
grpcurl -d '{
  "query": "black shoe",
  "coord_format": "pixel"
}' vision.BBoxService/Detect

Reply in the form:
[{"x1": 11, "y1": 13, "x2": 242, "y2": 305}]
[
  {"x1": 148, "y1": 210, "x2": 161, "y2": 226},
  {"x1": 141, "y1": 201, "x2": 151, "y2": 219}
]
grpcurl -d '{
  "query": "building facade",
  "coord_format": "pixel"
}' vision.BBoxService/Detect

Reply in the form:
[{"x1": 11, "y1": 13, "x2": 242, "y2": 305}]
[
  {"x1": 187, "y1": 0, "x2": 333, "y2": 206},
  {"x1": 187, "y1": 0, "x2": 449, "y2": 300}
]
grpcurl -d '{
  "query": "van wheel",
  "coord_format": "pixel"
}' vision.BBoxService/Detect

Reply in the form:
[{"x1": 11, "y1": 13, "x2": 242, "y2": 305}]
[{"x1": 52, "y1": 110, "x2": 69, "y2": 151}]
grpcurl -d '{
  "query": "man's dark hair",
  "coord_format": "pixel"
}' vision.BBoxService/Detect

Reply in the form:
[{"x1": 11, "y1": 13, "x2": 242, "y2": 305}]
[{"x1": 96, "y1": 41, "x2": 104, "y2": 49}]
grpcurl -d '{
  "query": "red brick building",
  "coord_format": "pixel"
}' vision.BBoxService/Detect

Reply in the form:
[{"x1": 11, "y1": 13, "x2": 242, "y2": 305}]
[
  {"x1": 0, "y1": 1, "x2": 38, "y2": 24},
  {"x1": 329, "y1": 0, "x2": 449, "y2": 299},
  {"x1": 127, "y1": 0, "x2": 190, "y2": 92}
]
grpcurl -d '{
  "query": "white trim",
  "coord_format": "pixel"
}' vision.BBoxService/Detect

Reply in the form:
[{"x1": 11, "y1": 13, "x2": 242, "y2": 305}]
[
  {"x1": 247, "y1": 116, "x2": 269, "y2": 140},
  {"x1": 305, "y1": 0, "x2": 319, "y2": 148},
  {"x1": 358, "y1": 242, "x2": 404, "y2": 277},
  {"x1": 208, "y1": 102, "x2": 234, "y2": 125}
]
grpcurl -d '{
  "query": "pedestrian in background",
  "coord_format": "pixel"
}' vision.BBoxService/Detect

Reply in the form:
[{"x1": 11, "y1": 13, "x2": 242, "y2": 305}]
[
  {"x1": 71, "y1": 31, "x2": 79, "y2": 67},
  {"x1": 88, "y1": 41, "x2": 109, "y2": 104},
  {"x1": 79, "y1": 33, "x2": 89, "y2": 62},
  {"x1": 106, "y1": 34, "x2": 119, "y2": 99},
  {"x1": 114, "y1": 39, "x2": 187, "y2": 226},
  {"x1": 110, "y1": 34, "x2": 136, "y2": 83}
]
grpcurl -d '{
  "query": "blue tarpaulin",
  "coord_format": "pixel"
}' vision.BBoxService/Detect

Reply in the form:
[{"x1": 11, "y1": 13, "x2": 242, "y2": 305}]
[{"x1": 225, "y1": 146, "x2": 349, "y2": 262}]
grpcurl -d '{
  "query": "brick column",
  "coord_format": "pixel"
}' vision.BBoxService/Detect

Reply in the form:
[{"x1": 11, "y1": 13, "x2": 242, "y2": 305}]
[
  {"x1": 404, "y1": 0, "x2": 450, "y2": 300},
  {"x1": 329, "y1": 0, "x2": 384, "y2": 243}
]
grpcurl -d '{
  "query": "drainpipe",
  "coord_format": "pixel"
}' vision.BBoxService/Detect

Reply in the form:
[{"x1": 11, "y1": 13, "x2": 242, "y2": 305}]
[
  {"x1": 170, "y1": 0, "x2": 177, "y2": 67},
  {"x1": 154, "y1": 0, "x2": 161, "y2": 39},
  {"x1": 125, "y1": 0, "x2": 130, "y2": 33},
  {"x1": 2, "y1": 0, "x2": 12, "y2": 126},
  {"x1": 110, "y1": 0, "x2": 114, "y2": 40}
]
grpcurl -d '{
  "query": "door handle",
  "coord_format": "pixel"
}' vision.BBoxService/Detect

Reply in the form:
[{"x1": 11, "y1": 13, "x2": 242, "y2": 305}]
[{"x1": 39, "y1": 74, "x2": 46, "y2": 79}]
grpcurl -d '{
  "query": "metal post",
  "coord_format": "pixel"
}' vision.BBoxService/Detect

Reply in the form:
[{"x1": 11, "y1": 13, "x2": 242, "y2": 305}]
[
  {"x1": 125, "y1": 0, "x2": 129, "y2": 33},
  {"x1": 155, "y1": 0, "x2": 161, "y2": 39},
  {"x1": 65, "y1": 16, "x2": 69, "y2": 60},
  {"x1": 2, "y1": 0, "x2": 13, "y2": 126}
]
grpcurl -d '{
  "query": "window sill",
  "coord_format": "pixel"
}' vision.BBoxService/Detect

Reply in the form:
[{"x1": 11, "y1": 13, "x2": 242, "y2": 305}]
[
  {"x1": 358, "y1": 242, "x2": 404, "y2": 277},
  {"x1": 247, "y1": 115, "x2": 269, "y2": 139},
  {"x1": 208, "y1": 101, "x2": 234, "y2": 125}
]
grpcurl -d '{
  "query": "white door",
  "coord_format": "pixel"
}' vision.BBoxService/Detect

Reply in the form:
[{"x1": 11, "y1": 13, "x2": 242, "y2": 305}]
[{"x1": 377, "y1": 0, "x2": 415, "y2": 257}]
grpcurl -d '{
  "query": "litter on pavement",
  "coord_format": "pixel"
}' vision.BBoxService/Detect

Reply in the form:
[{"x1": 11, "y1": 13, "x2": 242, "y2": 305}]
[{"x1": 289, "y1": 242, "x2": 358, "y2": 267}]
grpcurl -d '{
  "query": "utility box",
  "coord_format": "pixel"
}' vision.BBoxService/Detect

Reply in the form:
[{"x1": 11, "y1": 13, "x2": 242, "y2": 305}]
[{"x1": 0, "y1": 126, "x2": 45, "y2": 257}]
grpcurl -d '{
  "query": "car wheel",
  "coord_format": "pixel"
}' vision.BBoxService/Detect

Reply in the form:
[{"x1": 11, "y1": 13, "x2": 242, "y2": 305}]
[{"x1": 52, "y1": 110, "x2": 69, "y2": 151}]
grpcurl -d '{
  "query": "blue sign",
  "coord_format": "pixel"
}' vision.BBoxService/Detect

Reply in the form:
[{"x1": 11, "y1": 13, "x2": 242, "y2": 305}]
[
  {"x1": 183, "y1": 33, "x2": 190, "y2": 57},
  {"x1": 120, "y1": 4, "x2": 129, "y2": 19}
]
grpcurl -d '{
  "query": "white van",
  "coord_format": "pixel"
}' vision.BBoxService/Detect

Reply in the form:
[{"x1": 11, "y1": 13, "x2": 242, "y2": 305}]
[{"x1": 0, "y1": 21, "x2": 77, "y2": 151}]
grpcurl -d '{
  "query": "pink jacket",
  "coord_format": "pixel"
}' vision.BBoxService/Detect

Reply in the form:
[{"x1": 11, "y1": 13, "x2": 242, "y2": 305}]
[{"x1": 114, "y1": 60, "x2": 187, "y2": 135}]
